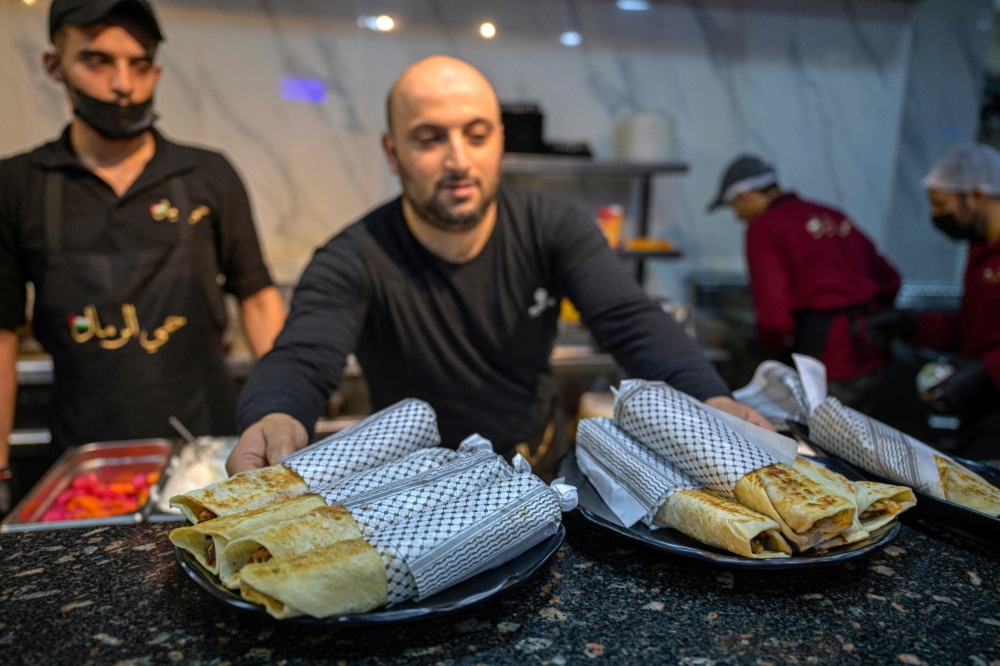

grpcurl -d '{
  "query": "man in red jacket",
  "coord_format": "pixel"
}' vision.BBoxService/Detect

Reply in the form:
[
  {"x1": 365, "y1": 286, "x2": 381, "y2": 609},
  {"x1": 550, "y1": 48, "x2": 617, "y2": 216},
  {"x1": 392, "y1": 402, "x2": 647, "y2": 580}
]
[
  {"x1": 861, "y1": 144, "x2": 1000, "y2": 457},
  {"x1": 709, "y1": 156, "x2": 901, "y2": 413}
]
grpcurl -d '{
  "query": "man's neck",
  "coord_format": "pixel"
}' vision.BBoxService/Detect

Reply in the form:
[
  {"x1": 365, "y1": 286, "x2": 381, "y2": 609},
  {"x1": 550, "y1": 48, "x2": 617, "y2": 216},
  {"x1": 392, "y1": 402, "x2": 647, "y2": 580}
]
[
  {"x1": 69, "y1": 117, "x2": 155, "y2": 197},
  {"x1": 401, "y1": 198, "x2": 498, "y2": 264}
]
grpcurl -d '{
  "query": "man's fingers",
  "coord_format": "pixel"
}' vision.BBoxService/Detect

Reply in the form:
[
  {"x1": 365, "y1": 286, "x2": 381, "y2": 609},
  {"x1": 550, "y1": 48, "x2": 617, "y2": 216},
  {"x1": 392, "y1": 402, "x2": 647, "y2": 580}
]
[
  {"x1": 226, "y1": 433, "x2": 268, "y2": 476},
  {"x1": 264, "y1": 429, "x2": 298, "y2": 465}
]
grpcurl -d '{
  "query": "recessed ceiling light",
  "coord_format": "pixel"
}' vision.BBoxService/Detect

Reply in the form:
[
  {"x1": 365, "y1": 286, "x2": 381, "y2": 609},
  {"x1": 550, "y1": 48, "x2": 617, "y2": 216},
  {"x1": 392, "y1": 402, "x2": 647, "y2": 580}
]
[
  {"x1": 358, "y1": 15, "x2": 395, "y2": 31},
  {"x1": 480, "y1": 22, "x2": 496, "y2": 39},
  {"x1": 23, "y1": 0, "x2": 37, "y2": 5},
  {"x1": 616, "y1": 0, "x2": 651, "y2": 9},
  {"x1": 559, "y1": 31, "x2": 582, "y2": 47}
]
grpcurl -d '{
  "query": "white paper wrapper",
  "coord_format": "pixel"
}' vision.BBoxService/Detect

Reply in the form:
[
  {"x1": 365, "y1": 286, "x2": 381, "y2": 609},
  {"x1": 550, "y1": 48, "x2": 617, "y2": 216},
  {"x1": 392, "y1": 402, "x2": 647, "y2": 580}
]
[
  {"x1": 337, "y1": 452, "x2": 516, "y2": 538},
  {"x1": 576, "y1": 418, "x2": 698, "y2": 528},
  {"x1": 373, "y1": 474, "x2": 569, "y2": 604},
  {"x1": 281, "y1": 399, "x2": 440, "y2": 489},
  {"x1": 613, "y1": 380, "x2": 794, "y2": 497},
  {"x1": 733, "y1": 361, "x2": 811, "y2": 430}
]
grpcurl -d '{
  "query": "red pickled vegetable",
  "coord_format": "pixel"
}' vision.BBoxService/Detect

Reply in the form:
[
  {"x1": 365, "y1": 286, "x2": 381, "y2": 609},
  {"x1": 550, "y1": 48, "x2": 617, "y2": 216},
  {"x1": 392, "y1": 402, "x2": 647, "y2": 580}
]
[{"x1": 41, "y1": 470, "x2": 156, "y2": 522}]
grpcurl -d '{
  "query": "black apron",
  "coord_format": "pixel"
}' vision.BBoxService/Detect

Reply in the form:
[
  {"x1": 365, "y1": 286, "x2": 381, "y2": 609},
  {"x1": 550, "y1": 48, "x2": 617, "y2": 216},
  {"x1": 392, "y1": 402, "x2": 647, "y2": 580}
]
[
  {"x1": 790, "y1": 304, "x2": 873, "y2": 361},
  {"x1": 33, "y1": 171, "x2": 237, "y2": 451}
]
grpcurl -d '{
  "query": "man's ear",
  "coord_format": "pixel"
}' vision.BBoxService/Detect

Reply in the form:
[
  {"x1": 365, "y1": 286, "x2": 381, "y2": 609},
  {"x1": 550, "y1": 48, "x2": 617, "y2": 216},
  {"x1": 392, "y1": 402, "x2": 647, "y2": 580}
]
[
  {"x1": 42, "y1": 50, "x2": 65, "y2": 83},
  {"x1": 381, "y1": 133, "x2": 400, "y2": 176}
]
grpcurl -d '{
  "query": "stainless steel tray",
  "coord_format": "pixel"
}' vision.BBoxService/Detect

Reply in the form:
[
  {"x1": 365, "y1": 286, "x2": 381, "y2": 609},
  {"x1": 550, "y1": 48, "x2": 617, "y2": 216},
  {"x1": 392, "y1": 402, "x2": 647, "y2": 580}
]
[{"x1": 1, "y1": 440, "x2": 175, "y2": 532}]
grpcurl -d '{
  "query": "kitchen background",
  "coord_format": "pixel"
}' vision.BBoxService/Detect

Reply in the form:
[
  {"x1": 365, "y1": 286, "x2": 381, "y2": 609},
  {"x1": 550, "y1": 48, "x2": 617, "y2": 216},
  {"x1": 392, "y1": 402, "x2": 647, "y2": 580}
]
[{"x1": 1, "y1": 0, "x2": 993, "y2": 297}]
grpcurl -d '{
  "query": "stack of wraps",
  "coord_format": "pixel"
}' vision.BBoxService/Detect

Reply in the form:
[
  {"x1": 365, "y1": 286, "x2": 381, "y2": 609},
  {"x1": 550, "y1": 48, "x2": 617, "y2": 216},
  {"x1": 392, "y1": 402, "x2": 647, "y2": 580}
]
[
  {"x1": 168, "y1": 400, "x2": 577, "y2": 620},
  {"x1": 577, "y1": 418, "x2": 791, "y2": 558},
  {"x1": 225, "y1": 461, "x2": 573, "y2": 619},
  {"x1": 736, "y1": 356, "x2": 998, "y2": 519},
  {"x1": 170, "y1": 434, "x2": 493, "y2": 580},
  {"x1": 609, "y1": 380, "x2": 858, "y2": 552},
  {"x1": 169, "y1": 399, "x2": 441, "y2": 523}
]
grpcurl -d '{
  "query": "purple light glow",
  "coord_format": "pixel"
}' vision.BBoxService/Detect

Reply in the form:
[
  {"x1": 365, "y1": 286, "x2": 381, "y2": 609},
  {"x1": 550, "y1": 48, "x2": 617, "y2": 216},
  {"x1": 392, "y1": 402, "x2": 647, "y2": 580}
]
[{"x1": 281, "y1": 77, "x2": 327, "y2": 103}]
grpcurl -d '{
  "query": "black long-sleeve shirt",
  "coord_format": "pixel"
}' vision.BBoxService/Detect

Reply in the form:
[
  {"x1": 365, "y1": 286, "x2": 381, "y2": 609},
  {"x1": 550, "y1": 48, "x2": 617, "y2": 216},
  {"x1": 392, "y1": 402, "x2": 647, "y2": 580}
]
[{"x1": 238, "y1": 183, "x2": 729, "y2": 452}]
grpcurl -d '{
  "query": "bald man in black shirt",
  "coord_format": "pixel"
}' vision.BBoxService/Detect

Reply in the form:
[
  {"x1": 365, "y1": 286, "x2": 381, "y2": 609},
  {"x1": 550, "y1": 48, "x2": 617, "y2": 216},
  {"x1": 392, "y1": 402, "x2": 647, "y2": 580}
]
[{"x1": 232, "y1": 56, "x2": 771, "y2": 477}]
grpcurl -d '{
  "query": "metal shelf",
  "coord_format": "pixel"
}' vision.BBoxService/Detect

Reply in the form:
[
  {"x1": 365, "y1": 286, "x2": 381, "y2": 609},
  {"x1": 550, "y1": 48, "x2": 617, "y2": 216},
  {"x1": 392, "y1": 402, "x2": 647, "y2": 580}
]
[
  {"x1": 616, "y1": 249, "x2": 683, "y2": 260},
  {"x1": 502, "y1": 154, "x2": 689, "y2": 178}
]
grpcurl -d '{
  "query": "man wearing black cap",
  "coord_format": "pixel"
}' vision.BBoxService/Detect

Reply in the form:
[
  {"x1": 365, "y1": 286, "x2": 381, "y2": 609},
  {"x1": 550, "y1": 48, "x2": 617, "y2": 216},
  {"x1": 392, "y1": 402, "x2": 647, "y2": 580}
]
[
  {"x1": 709, "y1": 156, "x2": 901, "y2": 412},
  {"x1": 0, "y1": 0, "x2": 286, "y2": 511}
]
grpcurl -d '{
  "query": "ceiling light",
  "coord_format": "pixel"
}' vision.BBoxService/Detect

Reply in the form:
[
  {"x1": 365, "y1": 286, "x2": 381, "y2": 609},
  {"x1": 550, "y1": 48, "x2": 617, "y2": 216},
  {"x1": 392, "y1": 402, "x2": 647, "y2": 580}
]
[
  {"x1": 358, "y1": 15, "x2": 395, "y2": 31},
  {"x1": 616, "y1": 0, "x2": 651, "y2": 9},
  {"x1": 23, "y1": 0, "x2": 37, "y2": 5},
  {"x1": 559, "y1": 31, "x2": 582, "y2": 47},
  {"x1": 480, "y1": 22, "x2": 496, "y2": 39}
]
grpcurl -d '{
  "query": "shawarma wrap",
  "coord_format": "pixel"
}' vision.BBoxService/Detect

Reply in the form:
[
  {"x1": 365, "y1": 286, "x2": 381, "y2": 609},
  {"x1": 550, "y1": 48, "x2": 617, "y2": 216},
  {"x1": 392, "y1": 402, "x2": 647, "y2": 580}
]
[
  {"x1": 793, "y1": 457, "x2": 868, "y2": 548},
  {"x1": 240, "y1": 539, "x2": 388, "y2": 619},
  {"x1": 169, "y1": 494, "x2": 326, "y2": 573},
  {"x1": 852, "y1": 481, "x2": 917, "y2": 532},
  {"x1": 935, "y1": 456, "x2": 1000, "y2": 517},
  {"x1": 654, "y1": 489, "x2": 791, "y2": 559},
  {"x1": 219, "y1": 505, "x2": 362, "y2": 588}
]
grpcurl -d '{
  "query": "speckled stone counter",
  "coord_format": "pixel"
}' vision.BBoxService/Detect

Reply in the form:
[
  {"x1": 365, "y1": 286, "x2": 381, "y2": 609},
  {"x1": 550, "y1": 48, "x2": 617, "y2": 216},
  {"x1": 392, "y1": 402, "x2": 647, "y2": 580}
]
[{"x1": 1, "y1": 514, "x2": 998, "y2": 666}]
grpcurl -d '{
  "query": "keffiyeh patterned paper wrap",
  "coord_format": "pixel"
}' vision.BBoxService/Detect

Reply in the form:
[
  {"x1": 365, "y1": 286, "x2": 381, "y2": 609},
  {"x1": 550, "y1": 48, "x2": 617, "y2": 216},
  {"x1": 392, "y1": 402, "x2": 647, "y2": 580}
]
[
  {"x1": 613, "y1": 380, "x2": 793, "y2": 497},
  {"x1": 330, "y1": 451, "x2": 523, "y2": 537},
  {"x1": 282, "y1": 398, "x2": 441, "y2": 489},
  {"x1": 576, "y1": 417, "x2": 698, "y2": 528},
  {"x1": 315, "y1": 434, "x2": 493, "y2": 502},
  {"x1": 809, "y1": 397, "x2": 945, "y2": 497},
  {"x1": 373, "y1": 474, "x2": 574, "y2": 605}
]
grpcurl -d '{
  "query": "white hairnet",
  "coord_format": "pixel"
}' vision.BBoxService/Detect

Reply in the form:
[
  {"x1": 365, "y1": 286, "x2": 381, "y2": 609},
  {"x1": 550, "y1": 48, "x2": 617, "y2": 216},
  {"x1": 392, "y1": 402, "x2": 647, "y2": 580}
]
[{"x1": 923, "y1": 143, "x2": 1000, "y2": 196}]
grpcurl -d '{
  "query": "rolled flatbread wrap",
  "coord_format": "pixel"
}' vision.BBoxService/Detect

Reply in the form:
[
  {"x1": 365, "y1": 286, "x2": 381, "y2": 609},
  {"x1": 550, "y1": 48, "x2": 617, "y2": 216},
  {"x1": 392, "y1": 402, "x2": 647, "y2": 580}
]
[
  {"x1": 793, "y1": 457, "x2": 868, "y2": 547},
  {"x1": 220, "y1": 451, "x2": 512, "y2": 589},
  {"x1": 240, "y1": 539, "x2": 388, "y2": 619},
  {"x1": 853, "y1": 481, "x2": 917, "y2": 532},
  {"x1": 169, "y1": 494, "x2": 325, "y2": 573},
  {"x1": 170, "y1": 398, "x2": 441, "y2": 522},
  {"x1": 219, "y1": 505, "x2": 362, "y2": 588},
  {"x1": 733, "y1": 463, "x2": 855, "y2": 551},
  {"x1": 238, "y1": 475, "x2": 569, "y2": 619},
  {"x1": 614, "y1": 381, "x2": 854, "y2": 550},
  {"x1": 170, "y1": 465, "x2": 309, "y2": 524},
  {"x1": 654, "y1": 489, "x2": 791, "y2": 558},
  {"x1": 935, "y1": 456, "x2": 1000, "y2": 517}
]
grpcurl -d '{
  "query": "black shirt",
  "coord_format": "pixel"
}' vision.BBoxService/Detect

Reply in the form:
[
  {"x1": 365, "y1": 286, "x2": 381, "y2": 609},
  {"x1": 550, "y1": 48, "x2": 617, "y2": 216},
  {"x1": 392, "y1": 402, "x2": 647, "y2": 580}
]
[
  {"x1": 238, "y1": 183, "x2": 729, "y2": 452},
  {"x1": 0, "y1": 126, "x2": 273, "y2": 332}
]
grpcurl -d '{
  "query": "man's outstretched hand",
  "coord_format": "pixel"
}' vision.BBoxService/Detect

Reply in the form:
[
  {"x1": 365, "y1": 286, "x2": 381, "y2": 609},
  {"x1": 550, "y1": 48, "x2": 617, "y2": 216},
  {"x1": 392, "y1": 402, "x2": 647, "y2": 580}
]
[
  {"x1": 705, "y1": 396, "x2": 777, "y2": 432},
  {"x1": 226, "y1": 413, "x2": 309, "y2": 476}
]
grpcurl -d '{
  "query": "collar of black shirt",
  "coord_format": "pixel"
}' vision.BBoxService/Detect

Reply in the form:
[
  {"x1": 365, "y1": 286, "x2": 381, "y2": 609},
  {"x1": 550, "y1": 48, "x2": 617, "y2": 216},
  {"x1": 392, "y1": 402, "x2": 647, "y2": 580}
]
[{"x1": 30, "y1": 125, "x2": 198, "y2": 200}]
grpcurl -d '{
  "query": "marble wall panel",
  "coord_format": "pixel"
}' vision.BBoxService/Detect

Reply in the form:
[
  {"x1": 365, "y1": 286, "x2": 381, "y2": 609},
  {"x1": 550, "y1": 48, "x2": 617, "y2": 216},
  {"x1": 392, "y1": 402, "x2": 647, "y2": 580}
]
[{"x1": 0, "y1": 0, "x2": 963, "y2": 296}]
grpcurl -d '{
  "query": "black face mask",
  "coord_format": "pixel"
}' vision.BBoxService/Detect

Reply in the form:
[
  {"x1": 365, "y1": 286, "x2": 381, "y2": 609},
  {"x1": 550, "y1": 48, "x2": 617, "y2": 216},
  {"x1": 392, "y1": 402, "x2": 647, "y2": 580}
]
[
  {"x1": 72, "y1": 88, "x2": 156, "y2": 140},
  {"x1": 932, "y1": 214, "x2": 987, "y2": 243}
]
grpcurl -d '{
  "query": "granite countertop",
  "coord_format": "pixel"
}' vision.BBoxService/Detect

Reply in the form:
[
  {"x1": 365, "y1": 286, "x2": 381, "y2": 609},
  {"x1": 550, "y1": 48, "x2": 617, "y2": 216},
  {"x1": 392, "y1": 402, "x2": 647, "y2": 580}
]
[{"x1": 1, "y1": 515, "x2": 998, "y2": 666}]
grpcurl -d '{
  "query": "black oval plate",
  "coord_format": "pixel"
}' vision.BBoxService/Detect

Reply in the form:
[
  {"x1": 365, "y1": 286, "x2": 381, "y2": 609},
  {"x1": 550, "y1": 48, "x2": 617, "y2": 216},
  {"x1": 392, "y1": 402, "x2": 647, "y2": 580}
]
[
  {"x1": 175, "y1": 525, "x2": 564, "y2": 625},
  {"x1": 558, "y1": 452, "x2": 900, "y2": 570},
  {"x1": 786, "y1": 421, "x2": 1000, "y2": 547}
]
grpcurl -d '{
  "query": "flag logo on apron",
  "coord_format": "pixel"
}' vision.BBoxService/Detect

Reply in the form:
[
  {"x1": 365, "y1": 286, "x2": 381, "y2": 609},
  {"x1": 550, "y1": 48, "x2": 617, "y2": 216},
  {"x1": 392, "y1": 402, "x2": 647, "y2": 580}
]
[{"x1": 150, "y1": 199, "x2": 180, "y2": 223}]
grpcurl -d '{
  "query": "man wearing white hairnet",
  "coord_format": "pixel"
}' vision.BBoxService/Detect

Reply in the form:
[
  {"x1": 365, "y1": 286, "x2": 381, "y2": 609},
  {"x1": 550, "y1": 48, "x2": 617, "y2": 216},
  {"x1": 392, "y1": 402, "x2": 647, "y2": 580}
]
[{"x1": 860, "y1": 144, "x2": 1000, "y2": 457}]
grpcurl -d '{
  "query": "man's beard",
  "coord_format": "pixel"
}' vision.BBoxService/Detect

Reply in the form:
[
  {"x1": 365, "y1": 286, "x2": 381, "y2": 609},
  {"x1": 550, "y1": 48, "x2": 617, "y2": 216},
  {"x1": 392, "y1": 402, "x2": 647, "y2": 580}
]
[{"x1": 400, "y1": 167, "x2": 497, "y2": 233}]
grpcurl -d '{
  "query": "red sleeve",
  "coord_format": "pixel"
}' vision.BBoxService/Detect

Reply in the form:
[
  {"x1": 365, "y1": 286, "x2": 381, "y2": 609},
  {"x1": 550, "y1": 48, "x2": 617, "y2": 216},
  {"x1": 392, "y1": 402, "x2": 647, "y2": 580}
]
[
  {"x1": 746, "y1": 221, "x2": 794, "y2": 354},
  {"x1": 910, "y1": 311, "x2": 961, "y2": 351},
  {"x1": 983, "y1": 348, "x2": 1000, "y2": 392}
]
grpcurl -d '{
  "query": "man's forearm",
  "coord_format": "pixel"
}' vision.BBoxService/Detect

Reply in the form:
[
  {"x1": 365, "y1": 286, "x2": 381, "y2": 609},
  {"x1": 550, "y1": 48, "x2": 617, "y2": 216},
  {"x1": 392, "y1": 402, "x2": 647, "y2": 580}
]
[
  {"x1": 240, "y1": 286, "x2": 287, "y2": 359},
  {"x1": 0, "y1": 330, "x2": 18, "y2": 468}
]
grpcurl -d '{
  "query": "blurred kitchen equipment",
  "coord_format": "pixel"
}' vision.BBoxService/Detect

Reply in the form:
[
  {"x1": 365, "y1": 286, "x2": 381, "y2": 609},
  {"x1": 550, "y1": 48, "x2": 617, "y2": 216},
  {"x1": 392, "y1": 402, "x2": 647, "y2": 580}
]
[
  {"x1": 150, "y1": 436, "x2": 238, "y2": 520},
  {"x1": 614, "y1": 112, "x2": 677, "y2": 162},
  {"x1": 502, "y1": 103, "x2": 545, "y2": 154},
  {"x1": 596, "y1": 205, "x2": 625, "y2": 249},
  {"x1": 169, "y1": 416, "x2": 196, "y2": 444}
]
